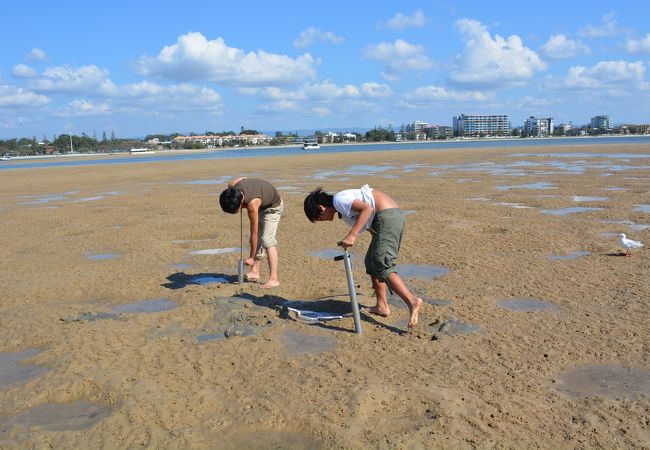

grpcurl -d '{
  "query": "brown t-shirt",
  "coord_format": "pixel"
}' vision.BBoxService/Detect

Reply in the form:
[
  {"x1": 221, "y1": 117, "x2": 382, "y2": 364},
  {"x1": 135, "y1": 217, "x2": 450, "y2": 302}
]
[{"x1": 236, "y1": 178, "x2": 281, "y2": 209}]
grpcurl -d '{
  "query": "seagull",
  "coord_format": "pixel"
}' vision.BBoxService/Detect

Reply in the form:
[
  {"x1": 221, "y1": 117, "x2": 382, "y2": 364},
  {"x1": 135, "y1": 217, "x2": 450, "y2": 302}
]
[{"x1": 618, "y1": 233, "x2": 643, "y2": 256}]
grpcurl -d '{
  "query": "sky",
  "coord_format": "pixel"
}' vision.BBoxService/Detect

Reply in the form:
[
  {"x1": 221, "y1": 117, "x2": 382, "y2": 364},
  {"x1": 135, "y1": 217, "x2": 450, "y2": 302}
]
[{"x1": 2, "y1": 0, "x2": 650, "y2": 139}]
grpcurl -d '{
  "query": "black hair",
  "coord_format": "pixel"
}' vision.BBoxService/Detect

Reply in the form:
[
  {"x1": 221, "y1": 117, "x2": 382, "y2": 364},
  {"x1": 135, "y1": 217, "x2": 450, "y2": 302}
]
[
  {"x1": 303, "y1": 187, "x2": 334, "y2": 222},
  {"x1": 219, "y1": 186, "x2": 243, "y2": 214}
]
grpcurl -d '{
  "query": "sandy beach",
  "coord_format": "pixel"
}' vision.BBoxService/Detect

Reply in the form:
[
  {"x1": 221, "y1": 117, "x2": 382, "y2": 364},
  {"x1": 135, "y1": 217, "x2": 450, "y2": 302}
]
[{"x1": 0, "y1": 143, "x2": 649, "y2": 448}]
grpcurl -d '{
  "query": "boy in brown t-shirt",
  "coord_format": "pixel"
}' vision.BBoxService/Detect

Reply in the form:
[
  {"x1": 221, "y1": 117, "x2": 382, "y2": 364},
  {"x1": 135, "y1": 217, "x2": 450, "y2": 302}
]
[{"x1": 219, "y1": 177, "x2": 283, "y2": 288}]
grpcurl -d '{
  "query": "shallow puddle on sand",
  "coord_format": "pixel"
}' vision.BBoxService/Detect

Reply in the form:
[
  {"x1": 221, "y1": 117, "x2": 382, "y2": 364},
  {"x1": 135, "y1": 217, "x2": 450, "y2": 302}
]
[
  {"x1": 189, "y1": 275, "x2": 232, "y2": 285},
  {"x1": 310, "y1": 249, "x2": 347, "y2": 259},
  {"x1": 0, "y1": 400, "x2": 111, "y2": 432},
  {"x1": 85, "y1": 251, "x2": 119, "y2": 261},
  {"x1": 189, "y1": 247, "x2": 240, "y2": 255},
  {"x1": 310, "y1": 248, "x2": 361, "y2": 260},
  {"x1": 0, "y1": 349, "x2": 45, "y2": 388},
  {"x1": 572, "y1": 196, "x2": 608, "y2": 202},
  {"x1": 496, "y1": 181, "x2": 557, "y2": 191},
  {"x1": 397, "y1": 264, "x2": 449, "y2": 279},
  {"x1": 541, "y1": 207, "x2": 603, "y2": 216},
  {"x1": 73, "y1": 195, "x2": 107, "y2": 202},
  {"x1": 492, "y1": 202, "x2": 533, "y2": 209},
  {"x1": 635, "y1": 204, "x2": 650, "y2": 213},
  {"x1": 196, "y1": 332, "x2": 227, "y2": 343},
  {"x1": 430, "y1": 317, "x2": 480, "y2": 336},
  {"x1": 555, "y1": 364, "x2": 650, "y2": 399},
  {"x1": 314, "y1": 164, "x2": 398, "y2": 180},
  {"x1": 599, "y1": 220, "x2": 649, "y2": 231},
  {"x1": 497, "y1": 297, "x2": 559, "y2": 312},
  {"x1": 18, "y1": 195, "x2": 67, "y2": 205},
  {"x1": 111, "y1": 298, "x2": 177, "y2": 314},
  {"x1": 281, "y1": 330, "x2": 335, "y2": 356},
  {"x1": 547, "y1": 251, "x2": 590, "y2": 260}
]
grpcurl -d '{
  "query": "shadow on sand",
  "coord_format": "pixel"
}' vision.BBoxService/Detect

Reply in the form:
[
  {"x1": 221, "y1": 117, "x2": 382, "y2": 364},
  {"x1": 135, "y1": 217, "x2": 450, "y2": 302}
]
[
  {"x1": 162, "y1": 272, "x2": 236, "y2": 289},
  {"x1": 231, "y1": 292, "x2": 406, "y2": 335}
]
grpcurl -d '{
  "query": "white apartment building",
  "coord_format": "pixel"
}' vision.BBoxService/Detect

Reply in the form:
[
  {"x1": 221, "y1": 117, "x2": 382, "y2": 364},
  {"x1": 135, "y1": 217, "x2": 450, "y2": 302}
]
[
  {"x1": 453, "y1": 114, "x2": 510, "y2": 137},
  {"x1": 591, "y1": 115, "x2": 611, "y2": 130},
  {"x1": 523, "y1": 116, "x2": 554, "y2": 136},
  {"x1": 172, "y1": 134, "x2": 272, "y2": 149}
]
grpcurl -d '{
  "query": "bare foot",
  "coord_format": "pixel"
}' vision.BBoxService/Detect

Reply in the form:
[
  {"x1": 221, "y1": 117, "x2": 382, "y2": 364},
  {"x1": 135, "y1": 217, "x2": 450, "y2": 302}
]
[
  {"x1": 407, "y1": 298, "x2": 423, "y2": 330},
  {"x1": 244, "y1": 272, "x2": 260, "y2": 282},
  {"x1": 361, "y1": 305, "x2": 390, "y2": 317},
  {"x1": 260, "y1": 279, "x2": 280, "y2": 289}
]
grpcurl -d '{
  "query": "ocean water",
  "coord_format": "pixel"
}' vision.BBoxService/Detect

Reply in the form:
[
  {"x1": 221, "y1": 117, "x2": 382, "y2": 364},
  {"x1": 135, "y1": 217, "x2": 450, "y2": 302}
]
[{"x1": 2, "y1": 136, "x2": 650, "y2": 171}]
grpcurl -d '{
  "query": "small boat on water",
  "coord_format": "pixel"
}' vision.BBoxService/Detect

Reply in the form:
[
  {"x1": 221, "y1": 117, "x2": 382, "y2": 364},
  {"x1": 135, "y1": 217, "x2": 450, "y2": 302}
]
[
  {"x1": 129, "y1": 148, "x2": 155, "y2": 154},
  {"x1": 303, "y1": 140, "x2": 320, "y2": 150}
]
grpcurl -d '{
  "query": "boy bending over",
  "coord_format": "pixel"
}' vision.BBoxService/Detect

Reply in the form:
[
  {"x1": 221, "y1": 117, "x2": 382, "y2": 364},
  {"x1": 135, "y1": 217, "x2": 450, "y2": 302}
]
[
  {"x1": 220, "y1": 177, "x2": 283, "y2": 289},
  {"x1": 304, "y1": 185, "x2": 422, "y2": 329}
]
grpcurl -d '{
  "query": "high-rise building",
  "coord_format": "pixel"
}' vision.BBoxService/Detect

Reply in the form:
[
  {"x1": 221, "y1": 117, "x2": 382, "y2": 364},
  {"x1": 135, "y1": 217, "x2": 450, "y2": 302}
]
[
  {"x1": 591, "y1": 115, "x2": 611, "y2": 130},
  {"x1": 523, "y1": 116, "x2": 554, "y2": 136},
  {"x1": 453, "y1": 114, "x2": 510, "y2": 137}
]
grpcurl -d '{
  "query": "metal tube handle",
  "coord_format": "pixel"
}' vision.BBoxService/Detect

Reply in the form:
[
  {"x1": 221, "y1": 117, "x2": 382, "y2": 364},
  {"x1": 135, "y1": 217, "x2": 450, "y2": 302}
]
[{"x1": 336, "y1": 242, "x2": 362, "y2": 334}]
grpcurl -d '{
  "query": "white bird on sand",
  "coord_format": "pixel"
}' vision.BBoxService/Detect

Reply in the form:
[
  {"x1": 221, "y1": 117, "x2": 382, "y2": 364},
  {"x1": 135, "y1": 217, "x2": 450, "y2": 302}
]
[{"x1": 618, "y1": 233, "x2": 643, "y2": 256}]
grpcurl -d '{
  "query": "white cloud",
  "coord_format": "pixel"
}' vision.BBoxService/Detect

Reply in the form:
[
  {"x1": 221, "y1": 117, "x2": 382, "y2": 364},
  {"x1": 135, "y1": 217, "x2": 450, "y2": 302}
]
[
  {"x1": 260, "y1": 80, "x2": 390, "y2": 102},
  {"x1": 256, "y1": 80, "x2": 385, "y2": 116},
  {"x1": 554, "y1": 60, "x2": 646, "y2": 90},
  {"x1": 378, "y1": 10, "x2": 427, "y2": 31},
  {"x1": 623, "y1": 34, "x2": 650, "y2": 54},
  {"x1": 363, "y1": 39, "x2": 434, "y2": 77},
  {"x1": 62, "y1": 99, "x2": 110, "y2": 116},
  {"x1": 293, "y1": 27, "x2": 344, "y2": 48},
  {"x1": 398, "y1": 84, "x2": 491, "y2": 109},
  {"x1": 579, "y1": 12, "x2": 623, "y2": 38},
  {"x1": 406, "y1": 85, "x2": 491, "y2": 102},
  {"x1": 312, "y1": 107, "x2": 331, "y2": 116},
  {"x1": 28, "y1": 65, "x2": 117, "y2": 95},
  {"x1": 115, "y1": 82, "x2": 223, "y2": 114},
  {"x1": 450, "y1": 19, "x2": 546, "y2": 88},
  {"x1": 118, "y1": 80, "x2": 165, "y2": 98},
  {"x1": 26, "y1": 48, "x2": 46, "y2": 61},
  {"x1": 0, "y1": 84, "x2": 50, "y2": 108},
  {"x1": 258, "y1": 100, "x2": 299, "y2": 112},
  {"x1": 12, "y1": 64, "x2": 38, "y2": 78},
  {"x1": 137, "y1": 32, "x2": 316, "y2": 86},
  {"x1": 302, "y1": 80, "x2": 359, "y2": 99},
  {"x1": 360, "y1": 82, "x2": 392, "y2": 98},
  {"x1": 540, "y1": 35, "x2": 590, "y2": 59}
]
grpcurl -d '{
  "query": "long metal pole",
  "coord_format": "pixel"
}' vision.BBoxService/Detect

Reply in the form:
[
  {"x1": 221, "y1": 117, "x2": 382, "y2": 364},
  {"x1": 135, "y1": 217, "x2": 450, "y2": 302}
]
[
  {"x1": 238, "y1": 207, "x2": 244, "y2": 284},
  {"x1": 340, "y1": 246, "x2": 362, "y2": 334}
]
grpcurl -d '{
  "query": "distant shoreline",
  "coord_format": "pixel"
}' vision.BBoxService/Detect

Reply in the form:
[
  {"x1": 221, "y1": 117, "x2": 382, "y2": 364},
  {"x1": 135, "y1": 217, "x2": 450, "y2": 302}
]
[{"x1": 4, "y1": 134, "x2": 650, "y2": 163}]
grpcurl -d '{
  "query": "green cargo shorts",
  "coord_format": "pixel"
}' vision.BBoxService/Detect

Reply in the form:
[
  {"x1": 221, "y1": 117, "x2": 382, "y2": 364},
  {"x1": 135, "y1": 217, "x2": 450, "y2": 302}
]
[{"x1": 365, "y1": 208, "x2": 405, "y2": 281}]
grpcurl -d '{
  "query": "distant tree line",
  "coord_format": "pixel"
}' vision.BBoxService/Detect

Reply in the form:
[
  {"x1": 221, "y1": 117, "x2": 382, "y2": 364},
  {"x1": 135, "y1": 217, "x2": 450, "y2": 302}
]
[{"x1": 365, "y1": 127, "x2": 396, "y2": 142}]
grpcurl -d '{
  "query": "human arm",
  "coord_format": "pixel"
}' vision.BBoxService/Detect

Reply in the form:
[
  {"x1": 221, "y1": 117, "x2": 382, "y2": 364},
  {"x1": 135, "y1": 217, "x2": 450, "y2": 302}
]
[
  {"x1": 340, "y1": 199, "x2": 374, "y2": 248},
  {"x1": 245, "y1": 197, "x2": 261, "y2": 263},
  {"x1": 228, "y1": 176, "x2": 247, "y2": 187}
]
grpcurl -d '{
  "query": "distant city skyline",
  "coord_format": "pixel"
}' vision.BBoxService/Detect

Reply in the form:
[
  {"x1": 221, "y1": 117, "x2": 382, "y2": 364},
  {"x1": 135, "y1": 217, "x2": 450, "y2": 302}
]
[{"x1": 2, "y1": 0, "x2": 650, "y2": 139}]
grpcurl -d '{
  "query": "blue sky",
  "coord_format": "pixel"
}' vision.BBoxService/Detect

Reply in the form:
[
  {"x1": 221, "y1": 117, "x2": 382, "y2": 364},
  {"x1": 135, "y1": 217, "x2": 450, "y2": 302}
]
[{"x1": 2, "y1": 0, "x2": 650, "y2": 139}]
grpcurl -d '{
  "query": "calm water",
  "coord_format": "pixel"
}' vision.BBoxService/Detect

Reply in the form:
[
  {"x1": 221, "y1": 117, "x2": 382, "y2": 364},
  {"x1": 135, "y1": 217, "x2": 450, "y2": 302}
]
[{"x1": 3, "y1": 136, "x2": 650, "y2": 171}]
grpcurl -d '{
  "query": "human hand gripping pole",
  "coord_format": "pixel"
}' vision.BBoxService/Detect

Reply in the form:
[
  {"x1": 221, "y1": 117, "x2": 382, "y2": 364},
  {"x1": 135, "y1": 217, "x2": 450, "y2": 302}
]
[{"x1": 334, "y1": 241, "x2": 363, "y2": 334}]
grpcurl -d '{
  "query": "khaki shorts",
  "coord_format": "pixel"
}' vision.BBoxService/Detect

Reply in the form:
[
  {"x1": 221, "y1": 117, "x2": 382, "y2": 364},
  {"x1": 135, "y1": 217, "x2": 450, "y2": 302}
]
[
  {"x1": 255, "y1": 199, "x2": 283, "y2": 259},
  {"x1": 364, "y1": 208, "x2": 405, "y2": 281}
]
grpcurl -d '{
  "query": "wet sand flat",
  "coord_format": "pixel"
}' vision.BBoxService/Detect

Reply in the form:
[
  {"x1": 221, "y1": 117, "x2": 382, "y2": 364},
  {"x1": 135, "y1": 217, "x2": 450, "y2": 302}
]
[{"x1": 0, "y1": 143, "x2": 649, "y2": 448}]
